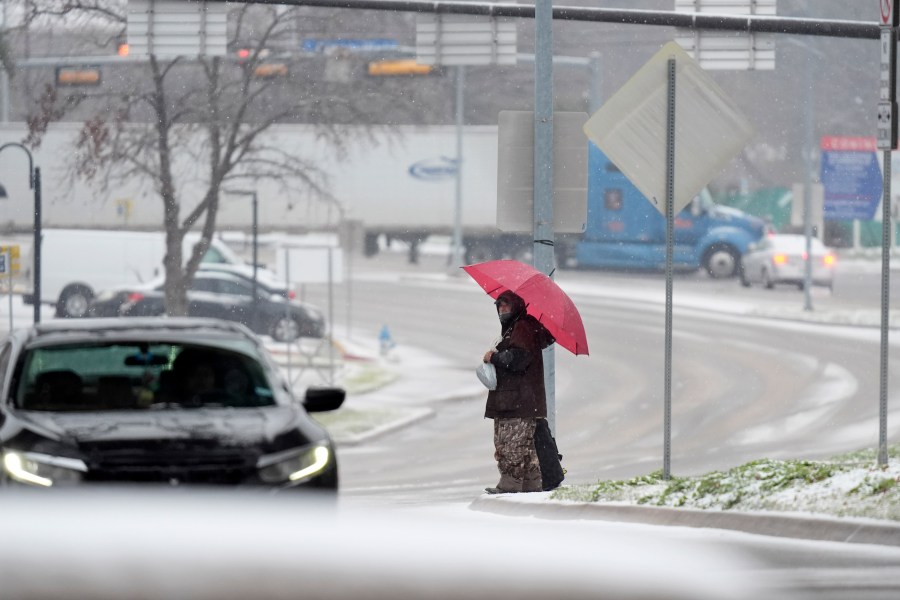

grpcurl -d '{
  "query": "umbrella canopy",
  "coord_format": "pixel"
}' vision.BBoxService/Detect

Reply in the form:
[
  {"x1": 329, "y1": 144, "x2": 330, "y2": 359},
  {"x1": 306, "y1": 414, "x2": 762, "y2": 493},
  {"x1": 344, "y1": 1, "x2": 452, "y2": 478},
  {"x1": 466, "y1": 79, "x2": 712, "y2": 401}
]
[{"x1": 462, "y1": 260, "x2": 589, "y2": 356}]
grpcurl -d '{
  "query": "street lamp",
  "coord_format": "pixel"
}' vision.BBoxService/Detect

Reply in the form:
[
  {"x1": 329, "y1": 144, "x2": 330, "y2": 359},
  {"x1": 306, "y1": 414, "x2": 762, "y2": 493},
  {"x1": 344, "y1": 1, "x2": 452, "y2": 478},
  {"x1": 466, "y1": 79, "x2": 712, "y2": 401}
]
[
  {"x1": 224, "y1": 189, "x2": 259, "y2": 329},
  {"x1": 0, "y1": 142, "x2": 42, "y2": 324}
]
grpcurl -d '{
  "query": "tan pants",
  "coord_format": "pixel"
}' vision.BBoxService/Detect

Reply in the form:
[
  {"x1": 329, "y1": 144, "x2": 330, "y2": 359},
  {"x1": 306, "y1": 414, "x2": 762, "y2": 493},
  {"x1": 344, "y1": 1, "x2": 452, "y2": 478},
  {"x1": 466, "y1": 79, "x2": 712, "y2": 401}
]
[{"x1": 493, "y1": 418, "x2": 542, "y2": 492}]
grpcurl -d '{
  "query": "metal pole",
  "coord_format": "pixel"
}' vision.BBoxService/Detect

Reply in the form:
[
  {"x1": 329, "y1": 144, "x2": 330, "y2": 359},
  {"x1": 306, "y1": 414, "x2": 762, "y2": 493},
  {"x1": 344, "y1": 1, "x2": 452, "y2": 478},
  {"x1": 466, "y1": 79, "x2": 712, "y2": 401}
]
[
  {"x1": 284, "y1": 248, "x2": 291, "y2": 382},
  {"x1": 802, "y1": 43, "x2": 814, "y2": 311},
  {"x1": 451, "y1": 65, "x2": 465, "y2": 267},
  {"x1": 6, "y1": 248, "x2": 11, "y2": 331},
  {"x1": 346, "y1": 218, "x2": 353, "y2": 339},
  {"x1": 204, "y1": 1, "x2": 880, "y2": 41},
  {"x1": 33, "y1": 166, "x2": 41, "y2": 325},
  {"x1": 252, "y1": 191, "x2": 259, "y2": 332},
  {"x1": 534, "y1": 0, "x2": 556, "y2": 434},
  {"x1": 879, "y1": 149, "x2": 891, "y2": 467},
  {"x1": 1, "y1": 0, "x2": 9, "y2": 123},
  {"x1": 327, "y1": 247, "x2": 334, "y2": 385},
  {"x1": 663, "y1": 57, "x2": 676, "y2": 481}
]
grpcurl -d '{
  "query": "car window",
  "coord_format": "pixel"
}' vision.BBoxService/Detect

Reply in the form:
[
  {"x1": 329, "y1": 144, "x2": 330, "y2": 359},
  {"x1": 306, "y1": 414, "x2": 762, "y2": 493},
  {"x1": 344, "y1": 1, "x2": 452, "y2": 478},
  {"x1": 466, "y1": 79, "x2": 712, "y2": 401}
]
[
  {"x1": 201, "y1": 246, "x2": 227, "y2": 264},
  {"x1": 191, "y1": 277, "x2": 219, "y2": 293},
  {"x1": 217, "y1": 279, "x2": 253, "y2": 296},
  {"x1": 14, "y1": 342, "x2": 275, "y2": 411}
]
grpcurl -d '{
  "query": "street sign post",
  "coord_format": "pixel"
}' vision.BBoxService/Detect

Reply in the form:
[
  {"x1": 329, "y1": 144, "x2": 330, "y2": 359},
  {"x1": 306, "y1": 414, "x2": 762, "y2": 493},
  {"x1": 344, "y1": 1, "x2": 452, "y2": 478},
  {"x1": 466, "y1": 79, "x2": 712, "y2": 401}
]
[
  {"x1": 0, "y1": 245, "x2": 16, "y2": 331},
  {"x1": 877, "y1": 0, "x2": 898, "y2": 468},
  {"x1": 583, "y1": 41, "x2": 751, "y2": 480}
]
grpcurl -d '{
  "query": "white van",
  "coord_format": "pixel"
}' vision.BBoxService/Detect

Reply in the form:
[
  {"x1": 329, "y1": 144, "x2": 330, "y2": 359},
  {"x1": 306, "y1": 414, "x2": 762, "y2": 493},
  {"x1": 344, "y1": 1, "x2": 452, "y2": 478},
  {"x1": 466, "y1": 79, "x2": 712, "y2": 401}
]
[{"x1": 23, "y1": 229, "x2": 243, "y2": 318}]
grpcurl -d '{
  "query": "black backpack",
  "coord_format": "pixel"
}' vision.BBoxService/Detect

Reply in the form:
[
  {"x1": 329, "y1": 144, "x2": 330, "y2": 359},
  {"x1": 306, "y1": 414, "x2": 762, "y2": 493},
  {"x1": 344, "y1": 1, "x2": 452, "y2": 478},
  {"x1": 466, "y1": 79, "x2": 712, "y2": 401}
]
[{"x1": 534, "y1": 418, "x2": 565, "y2": 491}]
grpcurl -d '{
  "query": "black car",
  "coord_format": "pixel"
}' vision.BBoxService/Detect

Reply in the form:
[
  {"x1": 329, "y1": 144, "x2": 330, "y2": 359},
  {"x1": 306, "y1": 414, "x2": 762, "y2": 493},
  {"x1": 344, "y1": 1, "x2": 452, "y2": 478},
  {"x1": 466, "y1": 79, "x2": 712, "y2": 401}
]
[
  {"x1": 0, "y1": 318, "x2": 344, "y2": 490},
  {"x1": 89, "y1": 268, "x2": 325, "y2": 342}
]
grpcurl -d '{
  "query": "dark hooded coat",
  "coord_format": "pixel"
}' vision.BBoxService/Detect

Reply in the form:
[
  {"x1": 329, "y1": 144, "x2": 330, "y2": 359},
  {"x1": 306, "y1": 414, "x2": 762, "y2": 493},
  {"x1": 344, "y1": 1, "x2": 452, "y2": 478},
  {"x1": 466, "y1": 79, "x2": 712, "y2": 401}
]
[{"x1": 484, "y1": 292, "x2": 553, "y2": 419}]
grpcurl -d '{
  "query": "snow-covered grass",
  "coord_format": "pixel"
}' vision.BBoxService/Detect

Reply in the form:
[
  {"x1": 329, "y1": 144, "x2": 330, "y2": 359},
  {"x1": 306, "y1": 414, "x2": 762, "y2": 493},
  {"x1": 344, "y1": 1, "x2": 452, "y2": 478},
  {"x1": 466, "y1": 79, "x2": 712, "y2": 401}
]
[{"x1": 552, "y1": 445, "x2": 900, "y2": 522}]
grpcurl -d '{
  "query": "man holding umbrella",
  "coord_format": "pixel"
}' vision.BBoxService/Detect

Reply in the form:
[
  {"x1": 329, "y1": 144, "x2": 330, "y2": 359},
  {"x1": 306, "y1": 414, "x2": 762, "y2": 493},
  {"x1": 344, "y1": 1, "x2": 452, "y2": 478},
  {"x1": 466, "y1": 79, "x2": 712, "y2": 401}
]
[
  {"x1": 464, "y1": 259, "x2": 590, "y2": 495},
  {"x1": 482, "y1": 290, "x2": 554, "y2": 494}
]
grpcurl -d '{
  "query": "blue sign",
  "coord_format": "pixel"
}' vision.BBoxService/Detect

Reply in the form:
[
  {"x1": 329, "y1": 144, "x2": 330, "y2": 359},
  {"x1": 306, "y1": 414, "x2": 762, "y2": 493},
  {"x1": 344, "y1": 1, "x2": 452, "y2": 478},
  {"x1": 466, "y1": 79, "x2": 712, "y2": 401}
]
[
  {"x1": 302, "y1": 39, "x2": 398, "y2": 54},
  {"x1": 821, "y1": 147, "x2": 883, "y2": 221},
  {"x1": 408, "y1": 157, "x2": 458, "y2": 182}
]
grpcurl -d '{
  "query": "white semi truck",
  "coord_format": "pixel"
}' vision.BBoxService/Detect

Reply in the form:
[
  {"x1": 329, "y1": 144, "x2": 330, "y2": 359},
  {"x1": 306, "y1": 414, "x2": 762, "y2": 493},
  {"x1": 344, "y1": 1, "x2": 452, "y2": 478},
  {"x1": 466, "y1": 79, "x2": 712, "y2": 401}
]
[{"x1": 0, "y1": 123, "x2": 529, "y2": 264}]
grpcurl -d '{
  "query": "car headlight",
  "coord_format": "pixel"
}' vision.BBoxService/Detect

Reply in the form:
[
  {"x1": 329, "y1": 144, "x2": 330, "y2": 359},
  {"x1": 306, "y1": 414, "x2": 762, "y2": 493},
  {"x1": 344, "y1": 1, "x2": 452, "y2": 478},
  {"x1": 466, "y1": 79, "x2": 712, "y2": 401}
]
[
  {"x1": 256, "y1": 444, "x2": 331, "y2": 484},
  {"x1": 2, "y1": 450, "x2": 87, "y2": 487}
]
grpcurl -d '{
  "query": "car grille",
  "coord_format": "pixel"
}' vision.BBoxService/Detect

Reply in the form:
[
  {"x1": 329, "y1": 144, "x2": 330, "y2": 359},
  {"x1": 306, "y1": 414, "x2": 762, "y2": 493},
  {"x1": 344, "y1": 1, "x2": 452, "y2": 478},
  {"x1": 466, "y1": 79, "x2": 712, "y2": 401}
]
[{"x1": 79, "y1": 439, "x2": 258, "y2": 484}]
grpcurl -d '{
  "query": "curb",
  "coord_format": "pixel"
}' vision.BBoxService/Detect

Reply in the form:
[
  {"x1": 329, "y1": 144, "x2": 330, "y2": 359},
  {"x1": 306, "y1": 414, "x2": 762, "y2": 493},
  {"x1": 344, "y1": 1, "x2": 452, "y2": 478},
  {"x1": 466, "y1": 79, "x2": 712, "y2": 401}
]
[
  {"x1": 469, "y1": 495, "x2": 900, "y2": 547},
  {"x1": 331, "y1": 406, "x2": 435, "y2": 446}
]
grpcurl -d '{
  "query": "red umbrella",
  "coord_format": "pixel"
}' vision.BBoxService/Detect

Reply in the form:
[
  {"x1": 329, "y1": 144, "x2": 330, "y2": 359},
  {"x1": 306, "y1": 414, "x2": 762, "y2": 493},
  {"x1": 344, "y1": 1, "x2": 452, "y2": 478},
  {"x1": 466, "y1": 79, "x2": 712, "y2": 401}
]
[{"x1": 461, "y1": 259, "x2": 589, "y2": 356}]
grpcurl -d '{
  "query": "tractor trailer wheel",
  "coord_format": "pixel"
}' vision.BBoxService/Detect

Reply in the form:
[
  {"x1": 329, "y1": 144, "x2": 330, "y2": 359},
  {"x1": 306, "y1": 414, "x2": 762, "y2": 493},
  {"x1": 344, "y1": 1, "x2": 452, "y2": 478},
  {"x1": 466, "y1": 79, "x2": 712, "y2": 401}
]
[{"x1": 703, "y1": 245, "x2": 740, "y2": 279}]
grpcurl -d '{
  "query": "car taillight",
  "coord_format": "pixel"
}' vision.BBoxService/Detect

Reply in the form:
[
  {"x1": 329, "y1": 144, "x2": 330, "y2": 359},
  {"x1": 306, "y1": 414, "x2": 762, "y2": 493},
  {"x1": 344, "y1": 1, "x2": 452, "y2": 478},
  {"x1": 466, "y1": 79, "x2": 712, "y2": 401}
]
[
  {"x1": 772, "y1": 254, "x2": 788, "y2": 265},
  {"x1": 288, "y1": 290, "x2": 296, "y2": 300},
  {"x1": 126, "y1": 292, "x2": 145, "y2": 303},
  {"x1": 823, "y1": 254, "x2": 836, "y2": 267}
]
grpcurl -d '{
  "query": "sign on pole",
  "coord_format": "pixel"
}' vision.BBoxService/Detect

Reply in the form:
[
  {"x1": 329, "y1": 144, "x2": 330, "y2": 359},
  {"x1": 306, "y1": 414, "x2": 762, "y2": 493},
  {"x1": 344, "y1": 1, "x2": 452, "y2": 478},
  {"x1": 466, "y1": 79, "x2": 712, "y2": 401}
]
[
  {"x1": 879, "y1": 2, "x2": 899, "y2": 150},
  {"x1": 876, "y1": 0, "x2": 899, "y2": 469},
  {"x1": 675, "y1": 0, "x2": 776, "y2": 70},
  {"x1": 497, "y1": 111, "x2": 588, "y2": 233},
  {"x1": 583, "y1": 41, "x2": 753, "y2": 218},
  {"x1": 883, "y1": 0, "x2": 900, "y2": 27},
  {"x1": 0, "y1": 245, "x2": 20, "y2": 275},
  {"x1": 415, "y1": 14, "x2": 517, "y2": 66},
  {"x1": 820, "y1": 136, "x2": 883, "y2": 221},
  {"x1": 127, "y1": 0, "x2": 227, "y2": 57}
]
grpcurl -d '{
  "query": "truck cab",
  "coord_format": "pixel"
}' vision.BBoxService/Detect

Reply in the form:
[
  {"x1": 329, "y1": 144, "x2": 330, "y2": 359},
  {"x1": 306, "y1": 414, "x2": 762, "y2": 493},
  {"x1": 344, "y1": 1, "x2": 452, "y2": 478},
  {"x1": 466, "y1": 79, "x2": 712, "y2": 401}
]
[{"x1": 573, "y1": 146, "x2": 765, "y2": 278}]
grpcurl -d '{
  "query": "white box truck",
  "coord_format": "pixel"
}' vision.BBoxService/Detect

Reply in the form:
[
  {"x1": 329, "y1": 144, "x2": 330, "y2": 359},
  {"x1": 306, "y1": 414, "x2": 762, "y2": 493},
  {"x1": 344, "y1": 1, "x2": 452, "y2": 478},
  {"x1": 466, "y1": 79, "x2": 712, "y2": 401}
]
[{"x1": 23, "y1": 229, "x2": 242, "y2": 318}]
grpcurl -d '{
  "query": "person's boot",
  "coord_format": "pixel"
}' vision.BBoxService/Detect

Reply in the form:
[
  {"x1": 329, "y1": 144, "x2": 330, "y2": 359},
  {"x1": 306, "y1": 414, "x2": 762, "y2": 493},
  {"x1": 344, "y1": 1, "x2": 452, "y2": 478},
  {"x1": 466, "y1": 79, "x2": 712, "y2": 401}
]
[
  {"x1": 522, "y1": 472, "x2": 543, "y2": 493},
  {"x1": 484, "y1": 473, "x2": 523, "y2": 494}
]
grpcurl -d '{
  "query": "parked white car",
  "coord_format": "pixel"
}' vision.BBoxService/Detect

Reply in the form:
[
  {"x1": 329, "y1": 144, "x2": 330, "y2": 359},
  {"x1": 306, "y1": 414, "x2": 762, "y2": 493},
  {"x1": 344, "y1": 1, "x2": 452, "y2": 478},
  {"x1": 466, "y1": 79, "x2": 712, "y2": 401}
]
[{"x1": 740, "y1": 234, "x2": 835, "y2": 290}]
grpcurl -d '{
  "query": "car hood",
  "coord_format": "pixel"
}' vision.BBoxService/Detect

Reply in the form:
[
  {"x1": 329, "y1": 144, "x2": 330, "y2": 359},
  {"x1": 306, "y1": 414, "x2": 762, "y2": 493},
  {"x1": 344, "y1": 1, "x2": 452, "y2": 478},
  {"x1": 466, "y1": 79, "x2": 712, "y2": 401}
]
[{"x1": 10, "y1": 405, "x2": 307, "y2": 446}]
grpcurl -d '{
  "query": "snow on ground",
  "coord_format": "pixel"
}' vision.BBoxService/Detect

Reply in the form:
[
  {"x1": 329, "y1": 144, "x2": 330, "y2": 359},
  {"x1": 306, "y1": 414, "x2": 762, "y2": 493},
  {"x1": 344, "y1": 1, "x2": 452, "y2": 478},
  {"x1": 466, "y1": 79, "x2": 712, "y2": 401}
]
[{"x1": 551, "y1": 451, "x2": 900, "y2": 522}]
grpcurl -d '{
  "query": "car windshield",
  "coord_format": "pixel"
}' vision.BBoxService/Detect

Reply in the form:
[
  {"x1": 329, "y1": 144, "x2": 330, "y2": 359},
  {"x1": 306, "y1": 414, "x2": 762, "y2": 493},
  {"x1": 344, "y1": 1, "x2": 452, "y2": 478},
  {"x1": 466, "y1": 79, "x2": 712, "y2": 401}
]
[{"x1": 13, "y1": 342, "x2": 275, "y2": 411}]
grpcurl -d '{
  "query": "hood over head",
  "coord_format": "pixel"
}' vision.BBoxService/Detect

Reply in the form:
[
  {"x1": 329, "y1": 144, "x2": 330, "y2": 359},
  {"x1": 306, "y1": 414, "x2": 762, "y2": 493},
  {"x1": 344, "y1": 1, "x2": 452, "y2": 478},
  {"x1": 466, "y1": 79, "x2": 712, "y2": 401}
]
[{"x1": 495, "y1": 291, "x2": 527, "y2": 331}]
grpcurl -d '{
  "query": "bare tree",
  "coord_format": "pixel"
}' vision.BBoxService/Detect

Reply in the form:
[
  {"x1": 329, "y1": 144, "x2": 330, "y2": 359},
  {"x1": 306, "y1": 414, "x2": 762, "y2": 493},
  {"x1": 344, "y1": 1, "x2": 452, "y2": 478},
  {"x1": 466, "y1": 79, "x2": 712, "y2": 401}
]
[{"x1": 22, "y1": 1, "x2": 405, "y2": 316}]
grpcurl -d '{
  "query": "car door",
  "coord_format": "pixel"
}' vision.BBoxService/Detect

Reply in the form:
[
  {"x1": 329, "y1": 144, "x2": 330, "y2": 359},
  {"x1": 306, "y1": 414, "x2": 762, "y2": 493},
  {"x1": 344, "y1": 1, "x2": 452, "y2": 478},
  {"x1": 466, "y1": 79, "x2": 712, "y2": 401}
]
[
  {"x1": 209, "y1": 276, "x2": 255, "y2": 329},
  {"x1": 186, "y1": 275, "x2": 232, "y2": 321},
  {"x1": 744, "y1": 237, "x2": 772, "y2": 283}
]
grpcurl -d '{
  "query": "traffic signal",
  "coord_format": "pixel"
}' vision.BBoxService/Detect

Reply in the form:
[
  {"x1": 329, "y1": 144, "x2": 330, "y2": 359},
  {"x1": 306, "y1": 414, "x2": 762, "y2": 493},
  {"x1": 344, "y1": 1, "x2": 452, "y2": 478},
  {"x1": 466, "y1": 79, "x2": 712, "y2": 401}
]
[
  {"x1": 56, "y1": 66, "x2": 102, "y2": 86},
  {"x1": 254, "y1": 63, "x2": 288, "y2": 78},
  {"x1": 367, "y1": 60, "x2": 433, "y2": 76}
]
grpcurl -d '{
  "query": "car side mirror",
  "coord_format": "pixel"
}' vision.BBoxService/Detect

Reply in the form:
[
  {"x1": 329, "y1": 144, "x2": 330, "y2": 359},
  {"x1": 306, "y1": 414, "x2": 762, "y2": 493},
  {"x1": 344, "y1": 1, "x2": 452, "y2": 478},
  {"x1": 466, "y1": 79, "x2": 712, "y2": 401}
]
[{"x1": 303, "y1": 387, "x2": 345, "y2": 412}]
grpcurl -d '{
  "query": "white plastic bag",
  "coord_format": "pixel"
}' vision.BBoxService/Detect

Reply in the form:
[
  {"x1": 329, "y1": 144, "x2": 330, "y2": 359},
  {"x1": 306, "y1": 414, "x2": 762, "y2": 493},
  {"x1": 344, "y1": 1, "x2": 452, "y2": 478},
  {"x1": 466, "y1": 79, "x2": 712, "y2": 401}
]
[{"x1": 476, "y1": 362, "x2": 497, "y2": 390}]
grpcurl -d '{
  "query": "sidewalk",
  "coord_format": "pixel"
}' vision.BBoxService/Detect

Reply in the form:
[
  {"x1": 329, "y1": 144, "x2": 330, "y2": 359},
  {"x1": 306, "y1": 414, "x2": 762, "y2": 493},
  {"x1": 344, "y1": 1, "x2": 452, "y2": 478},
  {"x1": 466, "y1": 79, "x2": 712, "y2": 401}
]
[
  {"x1": 267, "y1": 334, "x2": 482, "y2": 446},
  {"x1": 306, "y1": 269, "x2": 900, "y2": 545},
  {"x1": 469, "y1": 493, "x2": 900, "y2": 548}
]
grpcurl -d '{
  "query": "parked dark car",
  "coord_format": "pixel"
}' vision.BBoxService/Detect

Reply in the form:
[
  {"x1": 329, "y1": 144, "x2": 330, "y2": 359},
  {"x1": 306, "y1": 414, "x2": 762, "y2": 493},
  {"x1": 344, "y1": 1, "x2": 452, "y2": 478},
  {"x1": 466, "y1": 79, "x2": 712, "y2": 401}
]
[
  {"x1": 89, "y1": 268, "x2": 325, "y2": 342},
  {"x1": 0, "y1": 318, "x2": 344, "y2": 490}
]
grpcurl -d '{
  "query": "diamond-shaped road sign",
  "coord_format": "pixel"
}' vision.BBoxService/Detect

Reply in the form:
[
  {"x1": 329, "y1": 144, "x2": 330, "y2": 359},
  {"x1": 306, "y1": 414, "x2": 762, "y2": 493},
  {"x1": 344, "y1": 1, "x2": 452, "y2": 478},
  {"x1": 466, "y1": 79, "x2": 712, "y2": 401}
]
[{"x1": 582, "y1": 41, "x2": 753, "y2": 218}]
